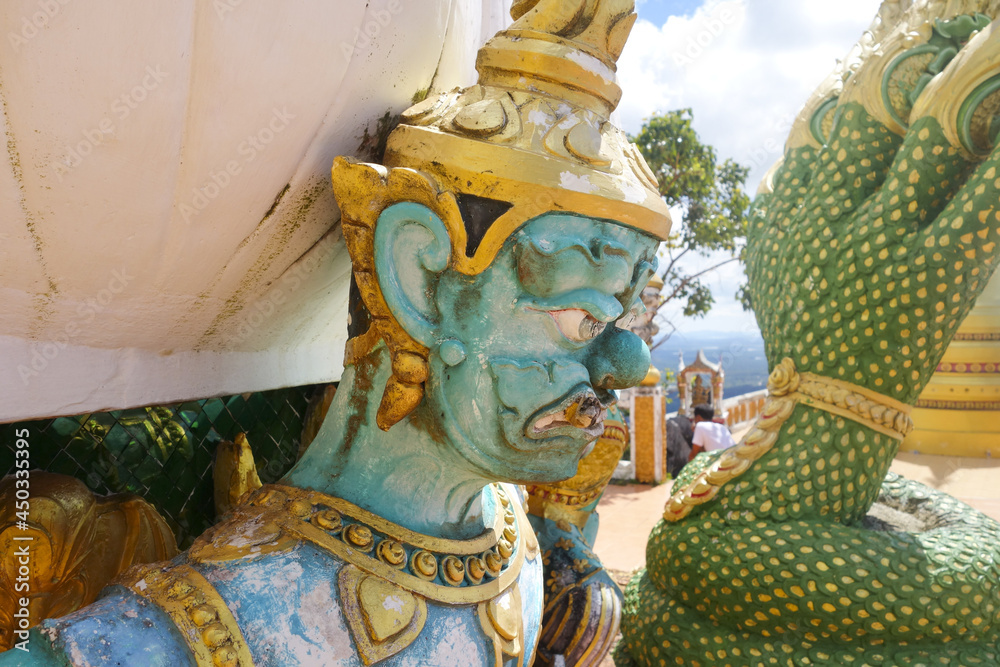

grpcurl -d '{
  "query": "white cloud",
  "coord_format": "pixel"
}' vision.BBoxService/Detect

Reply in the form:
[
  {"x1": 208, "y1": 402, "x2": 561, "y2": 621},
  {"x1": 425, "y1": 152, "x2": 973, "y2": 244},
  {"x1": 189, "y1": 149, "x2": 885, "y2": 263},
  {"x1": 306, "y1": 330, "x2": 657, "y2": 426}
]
[
  {"x1": 618, "y1": 0, "x2": 880, "y2": 336},
  {"x1": 619, "y1": 0, "x2": 880, "y2": 189},
  {"x1": 654, "y1": 220, "x2": 755, "y2": 335}
]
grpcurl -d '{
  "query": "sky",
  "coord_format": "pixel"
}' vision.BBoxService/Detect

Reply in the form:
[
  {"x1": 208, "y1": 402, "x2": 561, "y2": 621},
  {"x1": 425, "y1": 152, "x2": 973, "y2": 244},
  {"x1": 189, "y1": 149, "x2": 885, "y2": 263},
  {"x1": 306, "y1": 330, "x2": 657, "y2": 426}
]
[{"x1": 620, "y1": 0, "x2": 882, "y2": 338}]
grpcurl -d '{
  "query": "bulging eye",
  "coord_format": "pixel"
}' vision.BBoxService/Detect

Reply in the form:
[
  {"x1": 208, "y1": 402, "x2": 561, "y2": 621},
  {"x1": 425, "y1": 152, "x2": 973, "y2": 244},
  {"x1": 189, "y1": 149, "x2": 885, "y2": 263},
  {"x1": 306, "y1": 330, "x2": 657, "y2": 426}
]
[{"x1": 548, "y1": 309, "x2": 607, "y2": 342}]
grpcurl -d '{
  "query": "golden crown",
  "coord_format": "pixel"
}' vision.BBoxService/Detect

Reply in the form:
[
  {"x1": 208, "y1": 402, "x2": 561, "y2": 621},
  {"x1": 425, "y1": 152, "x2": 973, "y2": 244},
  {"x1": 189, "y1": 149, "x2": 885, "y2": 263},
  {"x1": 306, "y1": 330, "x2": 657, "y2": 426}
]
[{"x1": 332, "y1": 0, "x2": 671, "y2": 428}]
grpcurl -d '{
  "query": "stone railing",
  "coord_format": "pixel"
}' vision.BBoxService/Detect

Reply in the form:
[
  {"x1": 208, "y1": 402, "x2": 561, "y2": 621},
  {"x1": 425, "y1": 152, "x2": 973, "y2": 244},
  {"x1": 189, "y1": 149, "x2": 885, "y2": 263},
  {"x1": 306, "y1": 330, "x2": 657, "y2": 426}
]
[{"x1": 722, "y1": 389, "x2": 768, "y2": 431}]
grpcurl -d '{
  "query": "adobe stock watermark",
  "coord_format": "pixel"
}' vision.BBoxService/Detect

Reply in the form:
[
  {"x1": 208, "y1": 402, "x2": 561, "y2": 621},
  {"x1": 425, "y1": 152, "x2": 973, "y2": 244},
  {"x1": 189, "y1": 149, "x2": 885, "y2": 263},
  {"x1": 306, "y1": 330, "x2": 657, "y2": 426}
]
[
  {"x1": 50, "y1": 64, "x2": 168, "y2": 182},
  {"x1": 178, "y1": 106, "x2": 295, "y2": 223},
  {"x1": 17, "y1": 268, "x2": 134, "y2": 386},
  {"x1": 742, "y1": 113, "x2": 797, "y2": 173},
  {"x1": 718, "y1": 322, "x2": 764, "y2": 370},
  {"x1": 8, "y1": 0, "x2": 72, "y2": 52},
  {"x1": 10, "y1": 427, "x2": 32, "y2": 653},
  {"x1": 224, "y1": 232, "x2": 340, "y2": 346},
  {"x1": 340, "y1": 0, "x2": 403, "y2": 61},
  {"x1": 672, "y1": 1, "x2": 738, "y2": 67}
]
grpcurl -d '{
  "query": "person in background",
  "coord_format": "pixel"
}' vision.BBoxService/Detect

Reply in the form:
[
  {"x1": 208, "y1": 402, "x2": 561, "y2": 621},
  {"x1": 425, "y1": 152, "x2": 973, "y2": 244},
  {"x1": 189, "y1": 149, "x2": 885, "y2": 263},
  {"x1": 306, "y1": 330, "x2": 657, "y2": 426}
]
[{"x1": 688, "y1": 403, "x2": 736, "y2": 461}]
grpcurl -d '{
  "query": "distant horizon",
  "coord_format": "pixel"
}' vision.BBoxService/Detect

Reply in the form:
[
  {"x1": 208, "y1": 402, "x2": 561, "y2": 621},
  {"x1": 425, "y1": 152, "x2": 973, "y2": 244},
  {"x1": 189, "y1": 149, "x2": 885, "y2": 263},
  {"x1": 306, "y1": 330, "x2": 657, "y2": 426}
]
[
  {"x1": 655, "y1": 327, "x2": 763, "y2": 340},
  {"x1": 650, "y1": 328, "x2": 769, "y2": 402}
]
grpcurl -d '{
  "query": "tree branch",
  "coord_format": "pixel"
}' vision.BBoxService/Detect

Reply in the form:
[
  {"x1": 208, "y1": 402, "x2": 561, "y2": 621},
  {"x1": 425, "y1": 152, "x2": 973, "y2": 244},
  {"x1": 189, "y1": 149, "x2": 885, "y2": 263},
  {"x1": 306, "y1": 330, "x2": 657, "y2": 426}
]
[
  {"x1": 661, "y1": 246, "x2": 690, "y2": 279},
  {"x1": 650, "y1": 317, "x2": 677, "y2": 351},
  {"x1": 659, "y1": 256, "x2": 739, "y2": 307}
]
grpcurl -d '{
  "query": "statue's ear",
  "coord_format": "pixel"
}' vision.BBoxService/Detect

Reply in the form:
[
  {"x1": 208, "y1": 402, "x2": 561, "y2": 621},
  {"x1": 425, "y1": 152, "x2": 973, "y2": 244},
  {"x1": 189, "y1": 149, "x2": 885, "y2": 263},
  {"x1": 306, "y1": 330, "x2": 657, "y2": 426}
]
[{"x1": 373, "y1": 202, "x2": 452, "y2": 346}]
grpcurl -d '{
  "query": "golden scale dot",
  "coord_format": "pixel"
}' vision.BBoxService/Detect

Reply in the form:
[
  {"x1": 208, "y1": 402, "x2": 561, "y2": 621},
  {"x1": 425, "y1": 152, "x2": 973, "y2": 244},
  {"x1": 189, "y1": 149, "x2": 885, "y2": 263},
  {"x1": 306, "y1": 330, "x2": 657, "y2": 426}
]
[
  {"x1": 376, "y1": 540, "x2": 407, "y2": 569},
  {"x1": 344, "y1": 524, "x2": 373, "y2": 551}
]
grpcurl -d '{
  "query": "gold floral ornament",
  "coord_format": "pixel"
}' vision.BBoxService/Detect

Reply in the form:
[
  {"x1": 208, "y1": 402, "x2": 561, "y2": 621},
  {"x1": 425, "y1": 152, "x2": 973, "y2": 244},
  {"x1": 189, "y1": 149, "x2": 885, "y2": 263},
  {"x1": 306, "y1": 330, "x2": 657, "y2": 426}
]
[
  {"x1": 0, "y1": 473, "x2": 177, "y2": 649},
  {"x1": 332, "y1": 0, "x2": 672, "y2": 429},
  {"x1": 767, "y1": 356, "x2": 801, "y2": 396}
]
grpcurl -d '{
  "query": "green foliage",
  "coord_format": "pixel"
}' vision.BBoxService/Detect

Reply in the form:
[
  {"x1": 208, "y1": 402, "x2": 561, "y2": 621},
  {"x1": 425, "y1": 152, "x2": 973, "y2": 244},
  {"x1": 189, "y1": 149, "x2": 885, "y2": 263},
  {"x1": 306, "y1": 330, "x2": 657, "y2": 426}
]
[
  {"x1": 735, "y1": 281, "x2": 753, "y2": 312},
  {"x1": 631, "y1": 109, "x2": 751, "y2": 340}
]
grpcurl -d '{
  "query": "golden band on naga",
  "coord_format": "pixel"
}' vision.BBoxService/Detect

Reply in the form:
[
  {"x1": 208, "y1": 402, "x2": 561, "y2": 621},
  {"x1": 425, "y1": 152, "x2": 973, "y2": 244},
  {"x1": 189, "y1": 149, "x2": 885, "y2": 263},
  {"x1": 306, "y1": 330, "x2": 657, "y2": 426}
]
[{"x1": 663, "y1": 359, "x2": 914, "y2": 522}]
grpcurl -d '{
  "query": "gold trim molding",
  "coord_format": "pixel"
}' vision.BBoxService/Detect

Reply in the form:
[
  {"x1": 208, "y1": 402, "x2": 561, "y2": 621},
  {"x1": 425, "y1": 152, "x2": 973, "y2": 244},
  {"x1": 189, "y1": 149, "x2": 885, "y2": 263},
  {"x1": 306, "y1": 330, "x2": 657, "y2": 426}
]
[
  {"x1": 121, "y1": 564, "x2": 254, "y2": 667},
  {"x1": 477, "y1": 583, "x2": 526, "y2": 667},
  {"x1": 915, "y1": 399, "x2": 1000, "y2": 410},
  {"x1": 952, "y1": 332, "x2": 1000, "y2": 341},
  {"x1": 663, "y1": 358, "x2": 914, "y2": 522},
  {"x1": 190, "y1": 484, "x2": 536, "y2": 606}
]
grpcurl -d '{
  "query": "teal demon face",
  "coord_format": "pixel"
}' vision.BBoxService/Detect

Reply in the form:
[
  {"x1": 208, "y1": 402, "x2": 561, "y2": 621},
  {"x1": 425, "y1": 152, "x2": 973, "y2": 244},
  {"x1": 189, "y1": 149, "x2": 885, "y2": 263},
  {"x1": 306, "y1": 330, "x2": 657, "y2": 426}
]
[{"x1": 425, "y1": 214, "x2": 658, "y2": 483}]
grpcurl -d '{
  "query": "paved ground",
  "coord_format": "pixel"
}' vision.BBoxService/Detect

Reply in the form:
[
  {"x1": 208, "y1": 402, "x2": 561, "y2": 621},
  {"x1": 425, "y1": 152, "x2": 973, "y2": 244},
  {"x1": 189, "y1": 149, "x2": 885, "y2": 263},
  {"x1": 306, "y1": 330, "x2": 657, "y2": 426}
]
[
  {"x1": 591, "y1": 450, "x2": 1000, "y2": 665},
  {"x1": 593, "y1": 481, "x2": 672, "y2": 572},
  {"x1": 593, "y1": 423, "x2": 755, "y2": 573}
]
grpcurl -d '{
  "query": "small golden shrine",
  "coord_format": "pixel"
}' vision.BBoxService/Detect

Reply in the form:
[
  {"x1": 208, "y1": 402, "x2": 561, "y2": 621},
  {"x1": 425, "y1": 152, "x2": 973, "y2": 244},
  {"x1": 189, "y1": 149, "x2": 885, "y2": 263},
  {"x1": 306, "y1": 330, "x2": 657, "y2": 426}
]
[{"x1": 677, "y1": 349, "x2": 725, "y2": 418}]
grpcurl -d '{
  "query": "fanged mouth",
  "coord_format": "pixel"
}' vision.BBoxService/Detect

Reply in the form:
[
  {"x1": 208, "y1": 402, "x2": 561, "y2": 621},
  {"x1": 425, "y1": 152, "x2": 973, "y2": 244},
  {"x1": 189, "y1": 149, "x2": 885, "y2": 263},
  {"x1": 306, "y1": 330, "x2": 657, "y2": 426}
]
[{"x1": 530, "y1": 391, "x2": 608, "y2": 440}]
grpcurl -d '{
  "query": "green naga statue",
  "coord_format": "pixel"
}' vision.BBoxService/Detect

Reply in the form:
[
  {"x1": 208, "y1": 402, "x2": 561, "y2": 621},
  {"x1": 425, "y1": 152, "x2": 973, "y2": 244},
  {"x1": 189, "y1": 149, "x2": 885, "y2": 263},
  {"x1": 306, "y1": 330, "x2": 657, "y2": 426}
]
[
  {"x1": 618, "y1": 2, "x2": 1000, "y2": 665},
  {"x1": 0, "y1": 1, "x2": 670, "y2": 665}
]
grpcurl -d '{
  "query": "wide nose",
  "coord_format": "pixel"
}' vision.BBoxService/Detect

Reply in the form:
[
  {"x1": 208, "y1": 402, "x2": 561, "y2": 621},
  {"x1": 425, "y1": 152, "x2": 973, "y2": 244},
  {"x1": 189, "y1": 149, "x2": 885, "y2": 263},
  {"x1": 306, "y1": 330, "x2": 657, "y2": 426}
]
[{"x1": 585, "y1": 326, "x2": 651, "y2": 390}]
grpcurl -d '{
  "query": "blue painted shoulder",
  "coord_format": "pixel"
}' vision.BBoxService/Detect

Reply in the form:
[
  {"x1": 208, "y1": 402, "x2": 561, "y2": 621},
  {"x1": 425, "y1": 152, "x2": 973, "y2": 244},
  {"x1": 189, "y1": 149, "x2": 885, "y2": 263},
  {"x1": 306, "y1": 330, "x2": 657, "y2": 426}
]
[{"x1": 3, "y1": 587, "x2": 194, "y2": 667}]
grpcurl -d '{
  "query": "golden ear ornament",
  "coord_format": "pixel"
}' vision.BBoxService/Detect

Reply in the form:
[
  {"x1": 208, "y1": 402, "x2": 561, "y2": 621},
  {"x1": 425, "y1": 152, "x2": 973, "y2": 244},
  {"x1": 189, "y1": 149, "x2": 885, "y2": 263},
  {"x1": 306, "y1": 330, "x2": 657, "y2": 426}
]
[{"x1": 333, "y1": 158, "x2": 467, "y2": 430}]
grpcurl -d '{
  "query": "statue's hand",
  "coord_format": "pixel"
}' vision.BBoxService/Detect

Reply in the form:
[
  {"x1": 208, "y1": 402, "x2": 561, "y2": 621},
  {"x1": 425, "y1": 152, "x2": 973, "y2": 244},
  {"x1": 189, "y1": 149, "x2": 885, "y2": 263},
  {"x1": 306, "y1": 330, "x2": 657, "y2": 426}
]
[
  {"x1": 747, "y1": 13, "x2": 1000, "y2": 404},
  {"x1": 530, "y1": 517, "x2": 621, "y2": 667}
]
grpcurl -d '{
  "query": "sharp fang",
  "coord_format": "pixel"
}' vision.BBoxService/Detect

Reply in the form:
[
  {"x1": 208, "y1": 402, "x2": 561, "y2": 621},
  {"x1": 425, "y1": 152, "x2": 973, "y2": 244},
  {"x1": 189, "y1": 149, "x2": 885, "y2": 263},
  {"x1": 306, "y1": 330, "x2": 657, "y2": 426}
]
[
  {"x1": 569, "y1": 411, "x2": 593, "y2": 429},
  {"x1": 534, "y1": 412, "x2": 568, "y2": 432}
]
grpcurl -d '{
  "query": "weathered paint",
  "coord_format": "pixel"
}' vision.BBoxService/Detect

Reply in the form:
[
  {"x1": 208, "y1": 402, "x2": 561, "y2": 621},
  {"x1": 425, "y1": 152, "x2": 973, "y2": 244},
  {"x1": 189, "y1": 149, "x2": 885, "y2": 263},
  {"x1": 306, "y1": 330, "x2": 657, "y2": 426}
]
[
  {"x1": 2, "y1": 589, "x2": 195, "y2": 667},
  {"x1": 0, "y1": 0, "x2": 509, "y2": 422}
]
